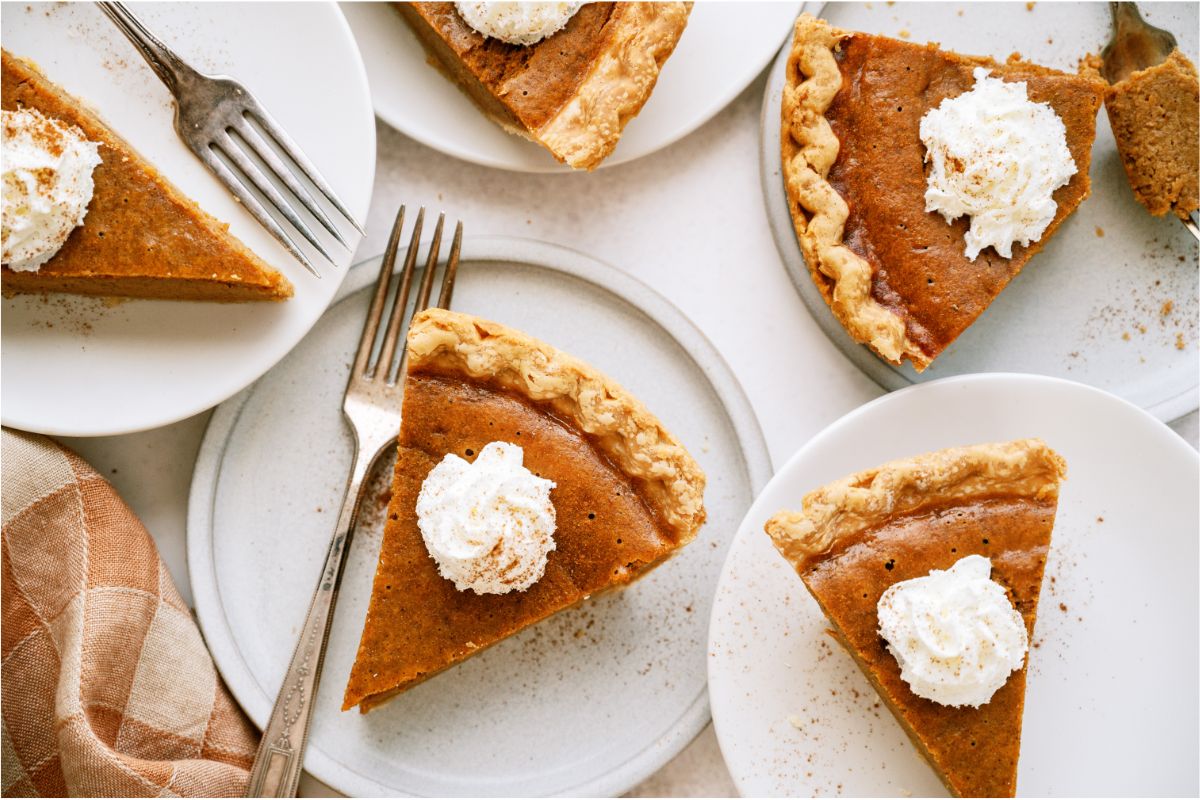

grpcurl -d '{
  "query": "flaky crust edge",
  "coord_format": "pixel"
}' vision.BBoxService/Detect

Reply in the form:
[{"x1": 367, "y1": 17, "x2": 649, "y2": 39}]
[
  {"x1": 780, "y1": 15, "x2": 929, "y2": 370},
  {"x1": 764, "y1": 439, "x2": 1067, "y2": 572},
  {"x1": 535, "y1": 2, "x2": 691, "y2": 170},
  {"x1": 407, "y1": 308, "x2": 706, "y2": 544}
]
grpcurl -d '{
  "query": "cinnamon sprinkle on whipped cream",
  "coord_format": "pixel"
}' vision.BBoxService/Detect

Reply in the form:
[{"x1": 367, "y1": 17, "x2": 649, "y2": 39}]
[
  {"x1": 919, "y1": 68, "x2": 1076, "y2": 260},
  {"x1": 2, "y1": 107, "x2": 101, "y2": 272},
  {"x1": 417, "y1": 441, "x2": 557, "y2": 595}
]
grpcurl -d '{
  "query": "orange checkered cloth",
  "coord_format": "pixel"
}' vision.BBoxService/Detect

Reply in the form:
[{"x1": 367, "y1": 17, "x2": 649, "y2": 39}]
[{"x1": 2, "y1": 429, "x2": 259, "y2": 797}]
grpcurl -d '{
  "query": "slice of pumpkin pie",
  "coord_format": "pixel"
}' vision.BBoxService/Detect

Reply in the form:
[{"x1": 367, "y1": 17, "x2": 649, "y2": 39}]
[
  {"x1": 397, "y1": 2, "x2": 691, "y2": 170},
  {"x1": 764, "y1": 439, "x2": 1067, "y2": 797},
  {"x1": 2, "y1": 50, "x2": 291, "y2": 301},
  {"x1": 343, "y1": 308, "x2": 706, "y2": 712}
]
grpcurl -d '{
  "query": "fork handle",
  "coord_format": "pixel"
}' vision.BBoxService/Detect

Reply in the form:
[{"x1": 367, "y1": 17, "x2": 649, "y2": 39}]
[
  {"x1": 244, "y1": 443, "x2": 377, "y2": 798},
  {"x1": 96, "y1": 2, "x2": 202, "y2": 93}
]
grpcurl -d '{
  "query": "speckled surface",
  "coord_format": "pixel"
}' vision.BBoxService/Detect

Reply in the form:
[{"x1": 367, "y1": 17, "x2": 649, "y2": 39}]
[{"x1": 59, "y1": 6, "x2": 1198, "y2": 793}]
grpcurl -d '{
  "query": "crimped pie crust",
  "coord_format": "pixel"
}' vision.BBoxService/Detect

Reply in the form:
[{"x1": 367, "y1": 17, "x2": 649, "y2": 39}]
[
  {"x1": 780, "y1": 15, "x2": 926, "y2": 368},
  {"x1": 407, "y1": 308, "x2": 707, "y2": 542},
  {"x1": 535, "y1": 2, "x2": 692, "y2": 170},
  {"x1": 764, "y1": 439, "x2": 1067, "y2": 571}
]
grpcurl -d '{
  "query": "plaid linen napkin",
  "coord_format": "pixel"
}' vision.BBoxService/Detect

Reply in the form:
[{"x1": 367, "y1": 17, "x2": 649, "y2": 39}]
[{"x1": 2, "y1": 429, "x2": 258, "y2": 797}]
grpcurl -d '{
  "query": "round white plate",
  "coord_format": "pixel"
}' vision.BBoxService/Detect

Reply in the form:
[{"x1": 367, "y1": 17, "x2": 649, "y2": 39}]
[
  {"x1": 1, "y1": 2, "x2": 375, "y2": 437},
  {"x1": 343, "y1": 1, "x2": 803, "y2": 172},
  {"x1": 188, "y1": 237, "x2": 772, "y2": 797},
  {"x1": 761, "y1": 2, "x2": 1199, "y2": 422},
  {"x1": 709, "y1": 373, "x2": 1199, "y2": 797}
]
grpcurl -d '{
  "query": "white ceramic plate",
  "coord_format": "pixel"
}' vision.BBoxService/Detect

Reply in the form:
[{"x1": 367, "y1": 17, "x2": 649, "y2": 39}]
[
  {"x1": 188, "y1": 237, "x2": 771, "y2": 797},
  {"x1": 761, "y1": 2, "x2": 1199, "y2": 422},
  {"x1": 343, "y1": 1, "x2": 803, "y2": 172},
  {"x1": 709, "y1": 373, "x2": 1199, "y2": 797},
  {"x1": 0, "y1": 2, "x2": 375, "y2": 437}
]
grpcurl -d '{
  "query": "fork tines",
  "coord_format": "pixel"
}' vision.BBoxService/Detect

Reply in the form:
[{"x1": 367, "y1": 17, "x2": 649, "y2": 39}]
[
  {"x1": 353, "y1": 206, "x2": 463, "y2": 386},
  {"x1": 201, "y1": 95, "x2": 362, "y2": 279},
  {"x1": 96, "y1": 2, "x2": 366, "y2": 279}
]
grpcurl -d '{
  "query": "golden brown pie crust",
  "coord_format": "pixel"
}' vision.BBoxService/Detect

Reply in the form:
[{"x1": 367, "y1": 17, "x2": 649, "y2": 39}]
[
  {"x1": 766, "y1": 439, "x2": 1068, "y2": 567},
  {"x1": 765, "y1": 439, "x2": 1067, "y2": 797}
]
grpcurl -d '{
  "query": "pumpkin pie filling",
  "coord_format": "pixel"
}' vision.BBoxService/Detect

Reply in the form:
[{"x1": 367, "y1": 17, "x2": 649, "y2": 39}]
[
  {"x1": 397, "y1": 2, "x2": 617, "y2": 132},
  {"x1": 802, "y1": 498, "x2": 1054, "y2": 798},
  {"x1": 824, "y1": 35, "x2": 1103, "y2": 358},
  {"x1": 1100, "y1": 49, "x2": 1200, "y2": 219}
]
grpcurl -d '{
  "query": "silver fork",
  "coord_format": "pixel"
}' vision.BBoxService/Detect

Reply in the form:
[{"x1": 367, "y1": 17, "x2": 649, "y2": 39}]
[
  {"x1": 244, "y1": 207, "x2": 463, "y2": 798},
  {"x1": 96, "y1": 2, "x2": 364, "y2": 277}
]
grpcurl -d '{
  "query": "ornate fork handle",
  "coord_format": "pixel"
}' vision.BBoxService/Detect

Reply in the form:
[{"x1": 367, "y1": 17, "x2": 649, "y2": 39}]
[
  {"x1": 96, "y1": 3, "x2": 201, "y2": 94},
  {"x1": 245, "y1": 441, "x2": 381, "y2": 798}
]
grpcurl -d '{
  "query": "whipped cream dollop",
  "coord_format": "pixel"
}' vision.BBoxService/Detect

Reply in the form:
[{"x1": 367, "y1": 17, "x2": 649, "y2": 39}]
[
  {"x1": 919, "y1": 67, "x2": 1077, "y2": 260},
  {"x1": 877, "y1": 554, "x2": 1029, "y2": 708},
  {"x1": 2, "y1": 107, "x2": 102, "y2": 272},
  {"x1": 417, "y1": 441, "x2": 557, "y2": 594},
  {"x1": 455, "y1": 1, "x2": 583, "y2": 46}
]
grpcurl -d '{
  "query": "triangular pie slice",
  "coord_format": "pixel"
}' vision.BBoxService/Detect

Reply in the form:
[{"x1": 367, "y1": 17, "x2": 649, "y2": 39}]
[
  {"x1": 343, "y1": 308, "x2": 706, "y2": 712},
  {"x1": 397, "y1": 2, "x2": 690, "y2": 170},
  {"x1": 764, "y1": 439, "x2": 1067, "y2": 797},
  {"x1": 2, "y1": 50, "x2": 292, "y2": 301},
  {"x1": 781, "y1": 15, "x2": 1104, "y2": 370}
]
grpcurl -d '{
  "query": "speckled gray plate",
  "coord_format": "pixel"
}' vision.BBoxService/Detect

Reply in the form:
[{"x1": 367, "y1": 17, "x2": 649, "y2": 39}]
[
  {"x1": 761, "y1": 2, "x2": 1199, "y2": 422},
  {"x1": 188, "y1": 237, "x2": 770, "y2": 797}
]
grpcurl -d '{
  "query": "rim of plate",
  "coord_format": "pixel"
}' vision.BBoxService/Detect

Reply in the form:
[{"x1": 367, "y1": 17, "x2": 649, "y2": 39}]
[
  {"x1": 189, "y1": 235, "x2": 773, "y2": 797},
  {"x1": 0, "y1": 1, "x2": 376, "y2": 438},
  {"x1": 706, "y1": 371, "x2": 1199, "y2": 796},
  {"x1": 757, "y1": 31, "x2": 1199, "y2": 425},
  {"x1": 355, "y1": 2, "x2": 805, "y2": 173}
]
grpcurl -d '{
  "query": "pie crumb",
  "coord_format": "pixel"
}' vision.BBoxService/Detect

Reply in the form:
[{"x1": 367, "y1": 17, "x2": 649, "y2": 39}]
[
  {"x1": 1094, "y1": 226, "x2": 1104, "y2": 237},
  {"x1": 1160, "y1": 300, "x2": 1173, "y2": 316},
  {"x1": 1177, "y1": 332, "x2": 1187, "y2": 350},
  {"x1": 1026, "y1": 1, "x2": 1035, "y2": 9},
  {"x1": 898, "y1": 28, "x2": 911, "y2": 38}
]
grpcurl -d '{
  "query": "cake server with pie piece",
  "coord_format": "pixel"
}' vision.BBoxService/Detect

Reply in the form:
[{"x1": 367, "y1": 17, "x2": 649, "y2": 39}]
[
  {"x1": 244, "y1": 207, "x2": 462, "y2": 798},
  {"x1": 1097, "y1": 1, "x2": 1199, "y2": 238},
  {"x1": 96, "y1": 1, "x2": 365, "y2": 277}
]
